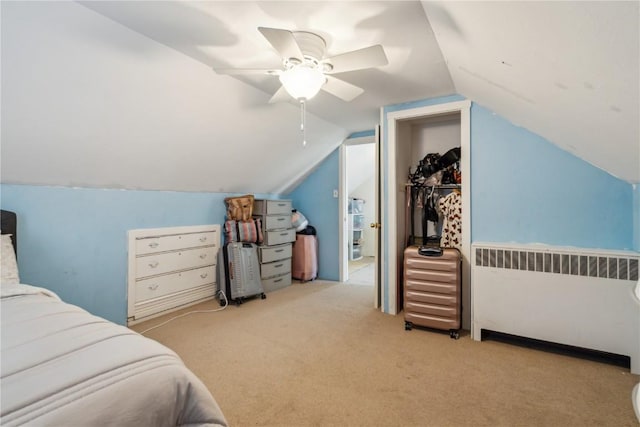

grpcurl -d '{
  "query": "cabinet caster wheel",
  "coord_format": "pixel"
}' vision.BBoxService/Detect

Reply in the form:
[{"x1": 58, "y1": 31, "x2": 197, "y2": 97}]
[
  {"x1": 449, "y1": 330, "x2": 459, "y2": 340},
  {"x1": 261, "y1": 293, "x2": 267, "y2": 300},
  {"x1": 405, "y1": 321, "x2": 413, "y2": 331}
]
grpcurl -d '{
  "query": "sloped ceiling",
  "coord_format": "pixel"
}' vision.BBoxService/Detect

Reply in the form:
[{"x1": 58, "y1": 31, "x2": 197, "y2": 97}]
[
  {"x1": 422, "y1": 1, "x2": 639, "y2": 183},
  {"x1": 1, "y1": 1, "x2": 638, "y2": 195}
]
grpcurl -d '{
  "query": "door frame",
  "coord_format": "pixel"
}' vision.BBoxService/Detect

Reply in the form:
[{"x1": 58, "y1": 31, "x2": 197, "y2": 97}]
[
  {"x1": 380, "y1": 100, "x2": 472, "y2": 329},
  {"x1": 338, "y1": 133, "x2": 378, "y2": 290}
]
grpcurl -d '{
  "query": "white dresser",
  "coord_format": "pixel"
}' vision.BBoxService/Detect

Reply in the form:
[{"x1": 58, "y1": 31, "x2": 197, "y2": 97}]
[
  {"x1": 253, "y1": 199, "x2": 295, "y2": 292},
  {"x1": 127, "y1": 224, "x2": 220, "y2": 325}
]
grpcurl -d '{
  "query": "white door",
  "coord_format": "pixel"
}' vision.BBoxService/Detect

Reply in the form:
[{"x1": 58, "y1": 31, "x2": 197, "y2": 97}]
[{"x1": 373, "y1": 125, "x2": 381, "y2": 307}]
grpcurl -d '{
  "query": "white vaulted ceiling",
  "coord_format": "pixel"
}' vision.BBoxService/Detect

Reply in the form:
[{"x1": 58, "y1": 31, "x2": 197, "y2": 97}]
[
  {"x1": 423, "y1": 1, "x2": 639, "y2": 183},
  {"x1": 1, "y1": 1, "x2": 638, "y2": 194}
]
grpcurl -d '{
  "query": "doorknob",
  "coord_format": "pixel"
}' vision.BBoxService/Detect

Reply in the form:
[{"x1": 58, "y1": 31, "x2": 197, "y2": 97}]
[{"x1": 370, "y1": 222, "x2": 381, "y2": 229}]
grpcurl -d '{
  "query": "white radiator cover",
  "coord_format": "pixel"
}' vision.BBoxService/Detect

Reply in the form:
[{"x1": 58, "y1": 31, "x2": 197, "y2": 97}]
[{"x1": 472, "y1": 243, "x2": 640, "y2": 374}]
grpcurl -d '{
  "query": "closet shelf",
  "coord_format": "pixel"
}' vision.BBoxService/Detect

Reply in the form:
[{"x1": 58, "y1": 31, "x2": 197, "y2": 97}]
[{"x1": 405, "y1": 183, "x2": 461, "y2": 189}]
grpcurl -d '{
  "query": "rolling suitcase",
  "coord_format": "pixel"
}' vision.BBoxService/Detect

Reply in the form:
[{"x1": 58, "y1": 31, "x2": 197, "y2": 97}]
[
  {"x1": 403, "y1": 246, "x2": 461, "y2": 339},
  {"x1": 291, "y1": 234, "x2": 318, "y2": 282},
  {"x1": 217, "y1": 242, "x2": 266, "y2": 306}
]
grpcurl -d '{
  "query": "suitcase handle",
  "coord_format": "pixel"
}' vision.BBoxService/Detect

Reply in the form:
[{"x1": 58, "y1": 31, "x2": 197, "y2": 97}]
[{"x1": 418, "y1": 246, "x2": 443, "y2": 257}]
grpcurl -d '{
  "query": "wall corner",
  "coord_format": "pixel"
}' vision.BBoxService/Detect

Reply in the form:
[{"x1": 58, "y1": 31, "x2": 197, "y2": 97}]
[{"x1": 634, "y1": 184, "x2": 640, "y2": 252}]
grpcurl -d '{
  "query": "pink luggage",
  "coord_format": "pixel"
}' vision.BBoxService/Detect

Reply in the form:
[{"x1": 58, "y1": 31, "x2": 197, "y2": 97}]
[
  {"x1": 291, "y1": 234, "x2": 318, "y2": 281},
  {"x1": 403, "y1": 246, "x2": 461, "y2": 339}
]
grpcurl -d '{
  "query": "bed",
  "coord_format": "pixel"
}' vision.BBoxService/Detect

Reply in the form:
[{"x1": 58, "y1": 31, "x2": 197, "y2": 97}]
[{"x1": 0, "y1": 210, "x2": 228, "y2": 426}]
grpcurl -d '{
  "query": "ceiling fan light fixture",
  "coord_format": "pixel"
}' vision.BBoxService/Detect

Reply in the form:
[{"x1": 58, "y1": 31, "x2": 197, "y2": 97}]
[{"x1": 279, "y1": 65, "x2": 326, "y2": 101}]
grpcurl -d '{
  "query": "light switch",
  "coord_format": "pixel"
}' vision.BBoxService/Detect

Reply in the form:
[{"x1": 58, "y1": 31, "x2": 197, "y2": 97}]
[{"x1": 333, "y1": 189, "x2": 338, "y2": 198}]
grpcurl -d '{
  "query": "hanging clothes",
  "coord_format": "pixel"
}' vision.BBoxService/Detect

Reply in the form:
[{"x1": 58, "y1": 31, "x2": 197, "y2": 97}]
[{"x1": 438, "y1": 191, "x2": 462, "y2": 249}]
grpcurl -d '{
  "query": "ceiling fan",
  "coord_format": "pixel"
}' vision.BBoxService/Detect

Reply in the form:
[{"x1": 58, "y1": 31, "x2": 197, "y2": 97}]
[{"x1": 213, "y1": 27, "x2": 389, "y2": 104}]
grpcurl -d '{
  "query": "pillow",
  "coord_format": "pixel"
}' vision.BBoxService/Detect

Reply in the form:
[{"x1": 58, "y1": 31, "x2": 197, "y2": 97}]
[{"x1": 1, "y1": 234, "x2": 20, "y2": 285}]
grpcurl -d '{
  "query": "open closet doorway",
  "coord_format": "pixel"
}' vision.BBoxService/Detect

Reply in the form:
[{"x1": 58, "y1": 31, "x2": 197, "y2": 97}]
[{"x1": 381, "y1": 100, "x2": 471, "y2": 328}]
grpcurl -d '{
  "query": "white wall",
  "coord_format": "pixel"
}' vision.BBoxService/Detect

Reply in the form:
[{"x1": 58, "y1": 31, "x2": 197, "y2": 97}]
[{"x1": 1, "y1": 1, "x2": 347, "y2": 194}]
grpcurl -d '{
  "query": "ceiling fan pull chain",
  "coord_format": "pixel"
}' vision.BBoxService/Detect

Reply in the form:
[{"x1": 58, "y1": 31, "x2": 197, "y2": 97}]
[{"x1": 300, "y1": 100, "x2": 307, "y2": 147}]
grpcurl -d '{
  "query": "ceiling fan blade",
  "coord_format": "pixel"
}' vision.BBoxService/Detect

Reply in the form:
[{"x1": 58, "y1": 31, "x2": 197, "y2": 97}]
[
  {"x1": 258, "y1": 27, "x2": 304, "y2": 61},
  {"x1": 322, "y1": 75, "x2": 364, "y2": 102},
  {"x1": 213, "y1": 68, "x2": 281, "y2": 76},
  {"x1": 268, "y1": 85, "x2": 292, "y2": 104},
  {"x1": 324, "y1": 45, "x2": 388, "y2": 74}
]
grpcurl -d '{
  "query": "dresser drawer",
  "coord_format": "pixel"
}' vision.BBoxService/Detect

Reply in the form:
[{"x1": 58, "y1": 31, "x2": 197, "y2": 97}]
[
  {"x1": 264, "y1": 228, "x2": 296, "y2": 246},
  {"x1": 136, "y1": 231, "x2": 218, "y2": 255},
  {"x1": 262, "y1": 273, "x2": 292, "y2": 293},
  {"x1": 254, "y1": 199, "x2": 292, "y2": 215},
  {"x1": 136, "y1": 246, "x2": 216, "y2": 278},
  {"x1": 136, "y1": 266, "x2": 214, "y2": 302},
  {"x1": 259, "y1": 244, "x2": 292, "y2": 263},
  {"x1": 261, "y1": 214, "x2": 292, "y2": 230},
  {"x1": 261, "y1": 258, "x2": 291, "y2": 279}
]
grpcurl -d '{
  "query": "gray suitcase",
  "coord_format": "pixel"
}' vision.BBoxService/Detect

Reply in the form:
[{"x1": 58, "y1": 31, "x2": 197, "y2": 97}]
[
  {"x1": 217, "y1": 242, "x2": 266, "y2": 306},
  {"x1": 403, "y1": 246, "x2": 461, "y2": 339}
]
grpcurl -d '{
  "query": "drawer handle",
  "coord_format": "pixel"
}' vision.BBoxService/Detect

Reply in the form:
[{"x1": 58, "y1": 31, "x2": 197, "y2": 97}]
[
  {"x1": 277, "y1": 203, "x2": 286, "y2": 207},
  {"x1": 275, "y1": 249, "x2": 284, "y2": 253},
  {"x1": 277, "y1": 218, "x2": 285, "y2": 221},
  {"x1": 199, "y1": 237, "x2": 207, "y2": 242},
  {"x1": 148, "y1": 261, "x2": 159, "y2": 268},
  {"x1": 148, "y1": 284, "x2": 159, "y2": 290},
  {"x1": 274, "y1": 278, "x2": 283, "y2": 283},
  {"x1": 200, "y1": 273, "x2": 208, "y2": 279},
  {"x1": 280, "y1": 232, "x2": 288, "y2": 236},
  {"x1": 148, "y1": 242, "x2": 159, "y2": 248},
  {"x1": 275, "y1": 263, "x2": 283, "y2": 268},
  {"x1": 199, "y1": 253, "x2": 207, "y2": 259}
]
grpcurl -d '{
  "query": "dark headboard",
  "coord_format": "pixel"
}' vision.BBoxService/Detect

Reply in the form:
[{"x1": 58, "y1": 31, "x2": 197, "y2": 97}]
[{"x1": 1, "y1": 210, "x2": 17, "y2": 256}]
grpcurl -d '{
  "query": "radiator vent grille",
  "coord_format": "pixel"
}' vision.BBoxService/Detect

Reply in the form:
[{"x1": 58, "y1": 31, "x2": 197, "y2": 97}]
[{"x1": 474, "y1": 247, "x2": 638, "y2": 281}]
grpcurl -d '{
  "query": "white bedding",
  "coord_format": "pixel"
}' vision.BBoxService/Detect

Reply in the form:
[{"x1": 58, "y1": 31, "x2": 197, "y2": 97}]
[
  {"x1": 1, "y1": 284, "x2": 227, "y2": 426},
  {"x1": 1, "y1": 282, "x2": 61, "y2": 299}
]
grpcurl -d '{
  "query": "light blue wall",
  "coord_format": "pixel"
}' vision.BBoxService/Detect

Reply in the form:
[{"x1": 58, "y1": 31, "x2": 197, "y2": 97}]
[
  {"x1": 285, "y1": 149, "x2": 340, "y2": 281},
  {"x1": 286, "y1": 97, "x2": 637, "y2": 297},
  {"x1": 0, "y1": 184, "x2": 274, "y2": 324},
  {"x1": 348, "y1": 130, "x2": 375, "y2": 138},
  {"x1": 6, "y1": 99, "x2": 634, "y2": 324},
  {"x1": 471, "y1": 103, "x2": 634, "y2": 250}
]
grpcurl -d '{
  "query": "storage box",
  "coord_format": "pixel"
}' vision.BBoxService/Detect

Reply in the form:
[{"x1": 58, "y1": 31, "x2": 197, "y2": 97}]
[{"x1": 348, "y1": 198, "x2": 364, "y2": 214}]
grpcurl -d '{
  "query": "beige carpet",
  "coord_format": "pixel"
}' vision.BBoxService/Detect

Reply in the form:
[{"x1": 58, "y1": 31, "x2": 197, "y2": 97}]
[{"x1": 132, "y1": 281, "x2": 639, "y2": 426}]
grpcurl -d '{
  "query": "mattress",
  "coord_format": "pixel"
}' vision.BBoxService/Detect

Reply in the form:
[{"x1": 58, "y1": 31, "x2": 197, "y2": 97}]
[{"x1": 1, "y1": 284, "x2": 227, "y2": 426}]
